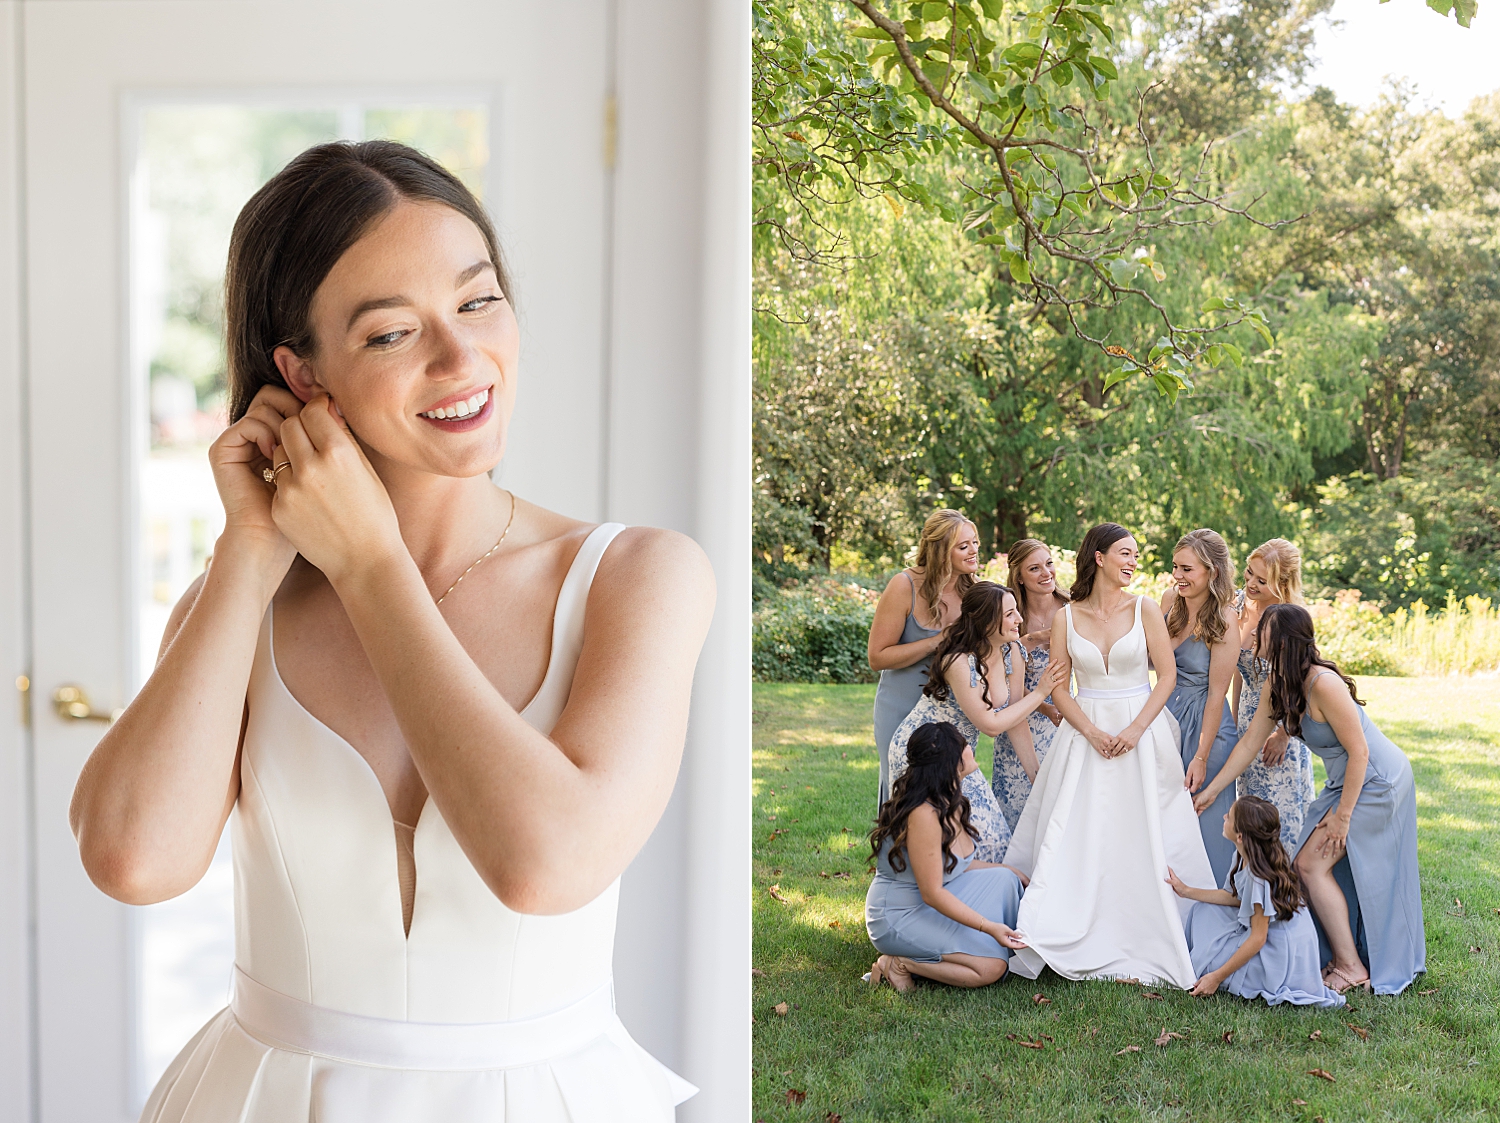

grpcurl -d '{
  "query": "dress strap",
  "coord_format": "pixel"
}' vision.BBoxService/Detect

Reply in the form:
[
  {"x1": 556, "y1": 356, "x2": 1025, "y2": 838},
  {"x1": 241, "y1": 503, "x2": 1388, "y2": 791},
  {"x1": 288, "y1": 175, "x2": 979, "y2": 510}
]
[
  {"x1": 1133, "y1": 594, "x2": 1143, "y2": 626},
  {"x1": 520, "y1": 523, "x2": 627, "y2": 734},
  {"x1": 905, "y1": 569, "x2": 917, "y2": 615}
]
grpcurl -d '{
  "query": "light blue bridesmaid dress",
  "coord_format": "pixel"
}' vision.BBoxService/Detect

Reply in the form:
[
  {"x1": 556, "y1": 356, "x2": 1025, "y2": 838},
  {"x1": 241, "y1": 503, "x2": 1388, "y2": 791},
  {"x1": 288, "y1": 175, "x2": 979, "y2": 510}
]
[
  {"x1": 865, "y1": 837, "x2": 1023, "y2": 963},
  {"x1": 1293, "y1": 683, "x2": 1426, "y2": 994},
  {"x1": 1185, "y1": 865, "x2": 1345, "y2": 1007},
  {"x1": 1233, "y1": 646, "x2": 1316, "y2": 850},
  {"x1": 990, "y1": 643, "x2": 1049, "y2": 830},
  {"x1": 1166, "y1": 636, "x2": 1239, "y2": 886},
  {"x1": 887, "y1": 657, "x2": 1013, "y2": 863},
  {"x1": 873, "y1": 572, "x2": 940, "y2": 808}
]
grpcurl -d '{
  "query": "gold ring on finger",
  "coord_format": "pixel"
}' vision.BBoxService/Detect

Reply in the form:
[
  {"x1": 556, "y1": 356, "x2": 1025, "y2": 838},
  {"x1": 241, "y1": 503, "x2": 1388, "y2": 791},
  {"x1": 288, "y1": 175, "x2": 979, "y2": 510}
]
[{"x1": 262, "y1": 461, "x2": 293, "y2": 484}]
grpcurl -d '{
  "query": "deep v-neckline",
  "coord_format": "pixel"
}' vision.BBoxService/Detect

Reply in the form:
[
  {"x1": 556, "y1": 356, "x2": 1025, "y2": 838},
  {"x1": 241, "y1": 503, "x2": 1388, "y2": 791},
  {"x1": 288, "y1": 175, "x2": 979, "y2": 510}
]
[{"x1": 1068, "y1": 597, "x2": 1138, "y2": 674}]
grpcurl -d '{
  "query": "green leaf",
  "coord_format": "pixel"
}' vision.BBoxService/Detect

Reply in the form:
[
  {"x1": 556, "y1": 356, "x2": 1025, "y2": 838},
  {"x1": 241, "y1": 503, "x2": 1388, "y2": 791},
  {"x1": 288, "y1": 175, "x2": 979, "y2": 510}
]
[
  {"x1": 1050, "y1": 61, "x2": 1074, "y2": 86},
  {"x1": 966, "y1": 72, "x2": 1000, "y2": 103},
  {"x1": 1200, "y1": 297, "x2": 1226, "y2": 313},
  {"x1": 1023, "y1": 84, "x2": 1045, "y2": 110},
  {"x1": 1087, "y1": 55, "x2": 1118, "y2": 80},
  {"x1": 1151, "y1": 172, "x2": 1172, "y2": 188},
  {"x1": 1147, "y1": 338, "x2": 1172, "y2": 363},
  {"x1": 1061, "y1": 196, "x2": 1089, "y2": 220},
  {"x1": 1221, "y1": 342, "x2": 1244, "y2": 366},
  {"x1": 850, "y1": 26, "x2": 892, "y2": 39},
  {"x1": 1005, "y1": 147, "x2": 1033, "y2": 166},
  {"x1": 1153, "y1": 370, "x2": 1182, "y2": 404},
  {"x1": 1107, "y1": 257, "x2": 1137, "y2": 286},
  {"x1": 1078, "y1": 9, "x2": 1113, "y2": 41},
  {"x1": 1206, "y1": 344, "x2": 1224, "y2": 366},
  {"x1": 1030, "y1": 193, "x2": 1058, "y2": 218},
  {"x1": 1002, "y1": 42, "x2": 1043, "y2": 66},
  {"x1": 1102, "y1": 367, "x2": 1132, "y2": 392},
  {"x1": 921, "y1": 1, "x2": 948, "y2": 20},
  {"x1": 1250, "y1": 317, "x2": 1274, "y2": 347},
  {"x1": 1008, "y1": 256, "x2": 1032, "y2": 284},
  {"x1": 978, "y1": 0, "x2": 1003, "y2": 16}
]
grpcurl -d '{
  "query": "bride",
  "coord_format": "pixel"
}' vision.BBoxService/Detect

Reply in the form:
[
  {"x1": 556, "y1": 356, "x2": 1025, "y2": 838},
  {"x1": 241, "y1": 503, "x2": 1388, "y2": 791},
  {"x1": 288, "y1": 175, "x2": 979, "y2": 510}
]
[
  {"x1": 68, "y1": 141, "x2": 711, "y2": 1120},
  {"x1": 1003, "y1": 523, "x2": 1214, "y2": 988}
]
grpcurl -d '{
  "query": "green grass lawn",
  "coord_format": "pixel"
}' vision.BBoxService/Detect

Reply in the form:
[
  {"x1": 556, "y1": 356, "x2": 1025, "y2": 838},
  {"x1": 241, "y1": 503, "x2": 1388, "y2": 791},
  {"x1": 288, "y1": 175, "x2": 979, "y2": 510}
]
[{"x1": 752, "y1": 678, "x2": 1500, "y2": 1122}]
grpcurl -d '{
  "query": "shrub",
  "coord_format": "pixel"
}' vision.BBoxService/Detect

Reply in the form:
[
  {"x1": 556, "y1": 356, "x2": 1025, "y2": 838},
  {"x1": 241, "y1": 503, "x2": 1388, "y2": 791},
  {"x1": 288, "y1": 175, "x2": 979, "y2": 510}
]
[
  {"x1": 1309, "y1": 591, "x2": 1403, "y2": 676},
  {"x1": 752, "y1": 577, "x2": 879, "y2": 683}
]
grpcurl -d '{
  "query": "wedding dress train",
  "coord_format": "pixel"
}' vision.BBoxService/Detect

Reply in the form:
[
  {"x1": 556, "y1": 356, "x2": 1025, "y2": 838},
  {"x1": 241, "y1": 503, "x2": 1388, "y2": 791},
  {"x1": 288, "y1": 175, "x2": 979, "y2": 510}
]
[{"x1": 1002, "y1": 596, "x2": 1214, "y2": 989}]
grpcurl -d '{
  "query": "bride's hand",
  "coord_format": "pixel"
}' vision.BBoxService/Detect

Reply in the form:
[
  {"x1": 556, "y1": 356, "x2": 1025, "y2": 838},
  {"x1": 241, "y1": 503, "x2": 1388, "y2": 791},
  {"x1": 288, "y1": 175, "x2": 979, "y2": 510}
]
[
  {"x1": 207, "y1": 385, "x2": 302, "y2": 573},
  {"x1": 1112, "y1": 724, "x2": 1142, "y2": 756},
  {"x1": 269, "y1": 395, "x2": 406, "y2": 586},
  {"x1": 1083, "y1": 726, "x2": 1116, "y2": 758},
  {"x1": 1183, "y1": 754, "x2": 1207, "y2": 792}
]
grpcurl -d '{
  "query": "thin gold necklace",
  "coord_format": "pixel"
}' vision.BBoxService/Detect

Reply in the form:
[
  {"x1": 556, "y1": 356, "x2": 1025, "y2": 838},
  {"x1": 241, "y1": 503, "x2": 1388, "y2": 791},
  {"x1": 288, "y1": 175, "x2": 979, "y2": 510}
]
[{"x1": 435, "y1": 490, "x2": 517, "y2": 606}]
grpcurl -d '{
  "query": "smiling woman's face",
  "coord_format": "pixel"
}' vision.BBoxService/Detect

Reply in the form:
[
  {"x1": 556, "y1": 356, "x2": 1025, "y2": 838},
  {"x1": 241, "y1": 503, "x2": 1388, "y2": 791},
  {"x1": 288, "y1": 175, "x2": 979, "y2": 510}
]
[{"x1": 279, "y1": 199, "x2": 518, "y2": 479}]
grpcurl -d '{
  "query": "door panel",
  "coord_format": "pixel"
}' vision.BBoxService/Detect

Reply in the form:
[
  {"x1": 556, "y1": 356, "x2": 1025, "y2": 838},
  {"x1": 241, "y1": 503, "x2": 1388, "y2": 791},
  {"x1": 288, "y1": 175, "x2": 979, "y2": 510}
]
[{"x1": 24, "y1": 4, "x2": 608, "y2": 1117}]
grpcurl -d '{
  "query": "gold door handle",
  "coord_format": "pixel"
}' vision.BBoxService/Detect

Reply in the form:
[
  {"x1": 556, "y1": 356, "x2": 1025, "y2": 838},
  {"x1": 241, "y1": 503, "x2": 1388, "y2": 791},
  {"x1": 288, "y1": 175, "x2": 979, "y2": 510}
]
[{"x1": 53, "y1": 685, "x2": 122, "y2": 724}]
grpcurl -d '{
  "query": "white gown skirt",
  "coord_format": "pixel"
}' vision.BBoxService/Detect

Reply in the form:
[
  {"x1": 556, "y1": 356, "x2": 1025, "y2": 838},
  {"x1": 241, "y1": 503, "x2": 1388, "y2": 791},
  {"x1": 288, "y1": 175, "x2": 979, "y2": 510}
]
[
  {"x1": 141, "y1": 970, "x2": 692, "y2": 1123},
  {"x1": 1001, "y1": 686, "x2": 1215, "y2": 989}
]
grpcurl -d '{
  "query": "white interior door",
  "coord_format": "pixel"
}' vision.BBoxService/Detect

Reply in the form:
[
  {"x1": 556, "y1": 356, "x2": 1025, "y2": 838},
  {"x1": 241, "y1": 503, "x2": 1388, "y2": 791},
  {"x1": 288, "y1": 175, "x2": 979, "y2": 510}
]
[{"x1": 19, "y1": 3, "x2": 614, "y2": 1119}]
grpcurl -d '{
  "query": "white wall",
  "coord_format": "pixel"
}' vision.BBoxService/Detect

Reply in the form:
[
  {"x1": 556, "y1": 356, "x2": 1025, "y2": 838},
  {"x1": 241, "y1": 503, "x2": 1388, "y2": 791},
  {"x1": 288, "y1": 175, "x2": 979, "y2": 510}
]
[{"x1": 0, "y1": 4, "x2": 36, "y2": 1122}]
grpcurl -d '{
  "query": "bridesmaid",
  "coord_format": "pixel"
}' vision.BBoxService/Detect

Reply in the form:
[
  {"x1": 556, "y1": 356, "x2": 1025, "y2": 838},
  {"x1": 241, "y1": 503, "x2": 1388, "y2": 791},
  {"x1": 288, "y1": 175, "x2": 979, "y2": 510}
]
[
  {"x1": 992, "y1": 539, "x2": 1068, "y2": 828},
  {"x1": 866, "y1": 722, "x2": 1028, "y2": 991},
  {"x1": 1164, "y1": 529, "x2": 1241, "y2": 887},
  {"x1": 868, "y1": 510, "x2": 979, "y2": 806},
  {"x1": 1233, "y1": 539, "x2": 1316, "y2": 850},
  {"x1": 888, "y1": 582, "x2": 1067, "y2": 861},
  {"x1": 1196, "y1": 604, "x2": 1425, "y2": 994}
]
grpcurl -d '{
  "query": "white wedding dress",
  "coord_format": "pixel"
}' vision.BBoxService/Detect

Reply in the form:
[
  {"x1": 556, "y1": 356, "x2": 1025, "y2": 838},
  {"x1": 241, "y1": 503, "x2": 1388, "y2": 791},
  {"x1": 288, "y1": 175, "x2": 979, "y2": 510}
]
[
  {"x1": 1002, "y1": 596, "x2": 1214, "y2": 988},
  {"x1": 142, "y1": 523, "x2": 695, "y2": 1122}
]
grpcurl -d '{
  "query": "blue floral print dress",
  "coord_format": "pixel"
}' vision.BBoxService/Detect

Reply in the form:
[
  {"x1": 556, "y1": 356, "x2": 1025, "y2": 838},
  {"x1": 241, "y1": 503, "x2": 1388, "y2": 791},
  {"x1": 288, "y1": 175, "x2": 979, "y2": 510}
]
[
  {"x1": 1233, "y1": 645, "x2": 1316, "y2": 851},
  {"x1": 991, "y1": 642, "x2": 1056, "y2": 830}
]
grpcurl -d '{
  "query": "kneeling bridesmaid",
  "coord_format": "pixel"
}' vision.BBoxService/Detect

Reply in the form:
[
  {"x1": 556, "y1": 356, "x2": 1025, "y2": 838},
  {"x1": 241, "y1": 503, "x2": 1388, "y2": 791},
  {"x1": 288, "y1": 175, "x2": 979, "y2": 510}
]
[
  {"x1": 1194, "y1": 604, "x2": 1425, "y2": 995},
  {"x1": 865, "y1": 722, "x2": 1028, "y2": 991},
  {"x1": 1168, "y1": 796, "x2": 1344, "y2": 1007}
]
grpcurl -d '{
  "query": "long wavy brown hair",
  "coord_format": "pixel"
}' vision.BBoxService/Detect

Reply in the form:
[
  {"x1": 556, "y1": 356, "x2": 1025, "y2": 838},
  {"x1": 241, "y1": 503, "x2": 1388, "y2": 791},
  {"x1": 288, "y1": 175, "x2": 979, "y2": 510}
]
[
  {"x1": 1165, "y1": 529, "x2": 1235, "y2": 647},
  {"x1": 908, "y1": 510, "x2": 977, "y2": 628},
  {"x1": 1071, "y1": 523, "x2": 1133, "y2": 603},
  {"x1": 924, "y1": 582, "x2": 1012, "y2": 710},
  {"x1": 1257, "y1": 603, "x2": 1363, "y2": 737},
  {"x1": 1228, "y1": 797, "x2": 1306, "y2": 921},
  {"x1": 1006, "y1": 538, "x2": 1069, "y2": 625},
  {"x1": 870, "y1": 722, "x2": 977, "y2": 875}
]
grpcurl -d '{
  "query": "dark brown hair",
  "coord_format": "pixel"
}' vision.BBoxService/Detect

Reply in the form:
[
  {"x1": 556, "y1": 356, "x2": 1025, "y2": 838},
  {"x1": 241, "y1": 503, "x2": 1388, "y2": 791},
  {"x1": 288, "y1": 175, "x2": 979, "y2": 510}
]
[
  {"x1": 223, "y1": 140, "x2": 510, "y2": 421},
  {"x1": 1071, "y1": 523, "x2": 1132, "y2": 602},
  {"x1": 870, "y1": 722, "x2": 976, "y2": 875},
  {"x1": 1258, "y1": 603, "x2": 1362, "y2": 737},
  {"x1": 924, "y1": 581, "x2": 1014, "y2": 710},
  {"x1": 1229, "y1": 796, "x2": 1306, "y2": 922}
]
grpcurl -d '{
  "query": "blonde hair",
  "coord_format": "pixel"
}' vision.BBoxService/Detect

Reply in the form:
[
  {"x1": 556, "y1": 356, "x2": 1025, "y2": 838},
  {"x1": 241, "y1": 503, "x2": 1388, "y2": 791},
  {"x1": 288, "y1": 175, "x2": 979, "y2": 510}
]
[
  {"x1": 1006, "y1": 538, "x2": 1068, "y2": 625},
  {"x1": 908, "y1": 510, "x2": 977, "y2": 627},
  {"x1": 1247, "y1": 538, "x2": 1304, "y2": 606},
  {"x1": 1166, "y1": 528, "x2": 1235, "y2": 647}
]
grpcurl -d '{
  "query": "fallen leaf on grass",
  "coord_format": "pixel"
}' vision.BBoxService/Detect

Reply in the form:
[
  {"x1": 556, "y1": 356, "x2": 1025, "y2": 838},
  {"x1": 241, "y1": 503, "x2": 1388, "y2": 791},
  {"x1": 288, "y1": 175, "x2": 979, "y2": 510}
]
[
  {"x1": 833, "y1": 871, "x2": 852, "y2": 880},
  {"x1": 1116, "y1": 1045, "x2": 1141, "y2": 1055},
  {"x1": 1470, "y1": 945, "x2": 1483, "y2": 954},
  {"x1": 1155, "y1": 1028, "x2": 1186, "y2": 1046},
  {"x1": 771, "y1": 868, "x2": 782, "y2": 876},
  {"x1": 1113, "y1": 977, "x2": 1141, "y2": 985},
  {"x1": 828, "y1": 920, "x2": 841, "y2": 929},
  {"x1": 1307, "y1": 1068, "x2": 1336, "y2": 1082},
  {"x1": 818, "y1": 871, "x2": 830, "y2": 878},
  {"x1": 1032, "y1": 993, "x2": 1052, "y2": 1005},
  {"x1": 773, "y1": 1002, "x2": 789, "y2": 1016},
  {"x1": 825, "y1": 1114, "x2": 842, "y2": 1123},
  {"x1": 866, "y1": 866, "x2": 877, "y2": 874},
  {"x1": 1140, "y1": 991, "x2": 1163, "y2": 1000},
  {"x1": 767, "y1": 815, "x2": 777, "y2": 822},
  {"x1": 752, "y1": 968, "x2": 767, "y2": 978},
  {"x1": 1419, "y1": 988, "x2": 1439, "y2": 996},
  {"x1": 767, "y1": 885, "x2": 789, "y2": 904},
  {"x1": 1221, "y1": 1030, "x2": 1234, "y2": 1043},
  {"x1": 1307, "y1": 1030, "x2": 1323, "y2": 1041},
  {"x1": 1291, "y1": 1098, "x2": 1307, "y2": 1106},
  {"x1": 786, "y1": 1088, "x2": 806, "y2": 1105},
  {"x1": 1347, "y1": 1023, "x2": 1370, "y2": 1041},
  {"x1": 841, "y1": 827, "x2": 850, "y2": 833}
]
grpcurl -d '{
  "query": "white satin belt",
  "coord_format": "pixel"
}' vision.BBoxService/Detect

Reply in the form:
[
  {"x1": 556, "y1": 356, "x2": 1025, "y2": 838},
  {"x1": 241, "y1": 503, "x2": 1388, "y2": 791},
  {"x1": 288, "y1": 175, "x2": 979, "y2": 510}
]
[
  {"x1": 1075, "y1": 683, "x2": 1151, "y2": 700},
  {"x1": 232, "y1": 967, "x2": 631, "y2": 1072}
]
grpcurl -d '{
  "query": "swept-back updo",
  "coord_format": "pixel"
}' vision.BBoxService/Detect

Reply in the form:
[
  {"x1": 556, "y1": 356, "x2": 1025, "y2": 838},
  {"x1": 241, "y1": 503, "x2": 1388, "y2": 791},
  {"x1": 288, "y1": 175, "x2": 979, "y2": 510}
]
[
  {"x1": 223, "y1": 140, "x2": 511, "y2": 421},
  {"x1": 869, "y1": 722, "x2": 976, "y2": 874},
  {"x1": 1071, "y1": 523, "x2": 1131, "y2": 602}
]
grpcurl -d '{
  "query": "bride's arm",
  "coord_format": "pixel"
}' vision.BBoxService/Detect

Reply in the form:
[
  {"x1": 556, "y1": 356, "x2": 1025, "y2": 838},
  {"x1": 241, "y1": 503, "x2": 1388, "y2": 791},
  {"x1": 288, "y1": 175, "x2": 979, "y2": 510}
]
[
  {"x1": 1113, "y1": 598, "x2": 1177, "y2": 757},
  {"x1": 274, "y1": 399, "x2": 715, "y2": 915},
  {"x1": 69, "y1": 386, "x2": 303, "y2": 904},
  {"x1": 1045, "y1": 613, "x2": 1117, "y2": 758}
]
